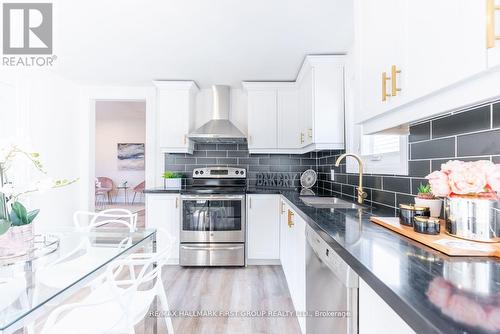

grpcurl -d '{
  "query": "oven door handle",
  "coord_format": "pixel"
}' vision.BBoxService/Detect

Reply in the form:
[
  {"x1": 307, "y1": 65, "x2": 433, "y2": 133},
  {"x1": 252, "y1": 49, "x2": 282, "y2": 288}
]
[
  {"x1": 181, "y1": 245, "x2": 244, "y2": 251},
  {"x1": 181, "y1": 195, "x2": 245, "y2": 200}
]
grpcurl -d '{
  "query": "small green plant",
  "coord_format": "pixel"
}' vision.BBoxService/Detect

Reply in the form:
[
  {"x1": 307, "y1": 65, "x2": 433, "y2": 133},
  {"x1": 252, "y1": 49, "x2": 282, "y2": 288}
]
[
  {"x1": 162, "y1": 171, "x2": 183, "y2": 179},
  {"x1": 9, "y1": 201, "x2": 40, "y2": 226},
  {"x1": 417, "y1": 183, "x2": 435, "y2": 199}
]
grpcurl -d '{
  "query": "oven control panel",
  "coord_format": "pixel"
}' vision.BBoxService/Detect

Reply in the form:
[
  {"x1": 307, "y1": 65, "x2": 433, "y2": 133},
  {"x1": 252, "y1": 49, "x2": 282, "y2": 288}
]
[{"x1": 192, "y1": 167, "x2": 246, "y2": 178}]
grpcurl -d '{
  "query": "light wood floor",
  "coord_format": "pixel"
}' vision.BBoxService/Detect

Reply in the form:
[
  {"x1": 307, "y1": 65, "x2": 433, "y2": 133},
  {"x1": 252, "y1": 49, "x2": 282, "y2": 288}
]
[
  {"x1": 29, "y1": 265, "x2": 299, "y2": 334},
  {"x1": 153, "y1": 265, "x2": 302, "y2": 334}
]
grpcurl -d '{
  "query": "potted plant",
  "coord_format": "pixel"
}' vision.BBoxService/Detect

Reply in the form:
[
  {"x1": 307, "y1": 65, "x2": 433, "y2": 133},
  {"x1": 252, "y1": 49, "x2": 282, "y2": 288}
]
[
  {"x1": 162, "y1": 171, "x2": 183, "y2": 190},
  {"x1": 0, "y1": 144, "x2": 77, "y2": 255},
  {"x1": 426, "y1": 160, "x2": 500, "y2": 242},
  {"x1": 414, "y1": 183, "x2": 442, "y2": 217}
]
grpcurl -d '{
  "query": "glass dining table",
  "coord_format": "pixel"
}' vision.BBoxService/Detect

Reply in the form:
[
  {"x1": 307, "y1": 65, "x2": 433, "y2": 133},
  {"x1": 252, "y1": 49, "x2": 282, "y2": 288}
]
[{"x1": 0, "y1": 227, "x2": 157, "y2": 334}]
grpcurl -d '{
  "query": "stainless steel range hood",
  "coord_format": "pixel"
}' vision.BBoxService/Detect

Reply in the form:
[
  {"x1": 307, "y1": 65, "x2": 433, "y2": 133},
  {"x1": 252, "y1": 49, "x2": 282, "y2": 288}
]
[{"x1": 188, "y1": 85, "x2": 246, "y2": 143}]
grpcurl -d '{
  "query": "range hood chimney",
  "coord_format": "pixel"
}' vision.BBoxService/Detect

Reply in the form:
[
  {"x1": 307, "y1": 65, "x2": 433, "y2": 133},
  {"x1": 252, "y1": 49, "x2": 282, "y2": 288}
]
[{"x1": 188, "y1": 85, "x2": 246, "y2": 143}]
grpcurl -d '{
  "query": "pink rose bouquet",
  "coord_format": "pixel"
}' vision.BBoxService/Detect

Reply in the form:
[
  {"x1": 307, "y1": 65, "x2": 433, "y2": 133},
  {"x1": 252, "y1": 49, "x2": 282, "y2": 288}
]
[{"x1": 425, "y1": 160, "x2": 500, "y2": 199}]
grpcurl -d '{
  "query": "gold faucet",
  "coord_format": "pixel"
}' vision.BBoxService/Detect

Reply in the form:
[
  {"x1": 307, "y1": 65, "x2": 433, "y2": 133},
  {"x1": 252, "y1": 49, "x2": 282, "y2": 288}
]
[{"x1": 335, "y1": 153, "x2": 368, "y2": 204}]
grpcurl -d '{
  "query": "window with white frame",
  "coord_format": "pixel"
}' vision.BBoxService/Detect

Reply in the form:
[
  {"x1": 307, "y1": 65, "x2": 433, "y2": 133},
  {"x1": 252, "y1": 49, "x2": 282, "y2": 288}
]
[{"x1": 347, "y1": 124, "x2": 408, "y2": 175}]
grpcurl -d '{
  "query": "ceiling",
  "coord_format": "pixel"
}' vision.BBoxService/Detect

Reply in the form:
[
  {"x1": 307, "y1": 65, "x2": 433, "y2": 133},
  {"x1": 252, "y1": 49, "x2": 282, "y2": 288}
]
[{"x1": 53, "y1": 0, "x2": 353, "y2": 87}]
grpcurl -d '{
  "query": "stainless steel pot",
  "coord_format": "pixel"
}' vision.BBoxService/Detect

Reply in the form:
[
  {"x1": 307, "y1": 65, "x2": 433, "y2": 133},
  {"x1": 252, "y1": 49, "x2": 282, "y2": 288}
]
[{"x1": 445, "y1": 196, "x2": 500, "y2": 242}]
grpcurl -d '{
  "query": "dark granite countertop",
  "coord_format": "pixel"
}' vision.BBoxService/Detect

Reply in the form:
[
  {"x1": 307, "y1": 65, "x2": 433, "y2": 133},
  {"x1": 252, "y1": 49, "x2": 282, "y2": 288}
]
[
  {"x1": 275, "y1": 189, "x2": 500, "y2": 334},
  {"x1": 144, "y1": 186, "x2": 499, "y2": 332},
  {"x1": 143, "y1": 187, "x2": 183, "y2": 194},
  {"x1": 144, "y1": 187, "x2": 289, "y2": 195}
]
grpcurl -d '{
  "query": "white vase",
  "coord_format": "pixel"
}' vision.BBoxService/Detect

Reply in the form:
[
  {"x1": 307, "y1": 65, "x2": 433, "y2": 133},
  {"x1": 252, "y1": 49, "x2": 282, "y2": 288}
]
[
  {"x1": 164, "y1": 178, "x2": 182, "y2": 190},
  {"x1": 415, "y1": 197, "x2": 443, "y2": 217}
]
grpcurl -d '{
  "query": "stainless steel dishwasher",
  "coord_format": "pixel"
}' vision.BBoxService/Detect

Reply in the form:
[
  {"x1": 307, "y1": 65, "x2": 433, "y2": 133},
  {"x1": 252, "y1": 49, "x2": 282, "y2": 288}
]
[{"x1": 306, "y1": 225, "x2": 359, "y2": 334}]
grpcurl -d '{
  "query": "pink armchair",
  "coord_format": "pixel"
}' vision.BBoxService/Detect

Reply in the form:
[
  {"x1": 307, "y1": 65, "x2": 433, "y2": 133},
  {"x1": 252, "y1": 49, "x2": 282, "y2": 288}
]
[
  {"x1": 96, "y1": 177, "x2": 114, "y2": 204},
  {"x1": 132, "y1": 181, "x2": 145, "y2": 204}
]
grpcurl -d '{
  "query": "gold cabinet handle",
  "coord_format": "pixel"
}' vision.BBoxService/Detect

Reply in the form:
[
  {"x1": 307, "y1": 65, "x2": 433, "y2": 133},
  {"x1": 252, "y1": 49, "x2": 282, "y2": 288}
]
[
  {"x1": 287, "y1": 209, "x2": 294, "y2": 228},
  {"x1": 300, "y1": 133, "x2": 305, "y2": 144},
  {"x1": 307, "y1": 128, "x2": 313, "y2": 139},
  {"x1": 487, "y1": 0, "x2": 500, "y2": 48},
  {"x1": 382, "y1": 72, "x2": 391, "y2": 102},
  {"x1": 391, "y1": 65, "x2": 402, "y2": 96}
]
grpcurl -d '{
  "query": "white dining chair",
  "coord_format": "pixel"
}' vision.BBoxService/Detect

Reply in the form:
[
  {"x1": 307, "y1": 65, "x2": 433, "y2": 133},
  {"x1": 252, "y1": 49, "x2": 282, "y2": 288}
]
[
  {"x1": 36, "y1": 208, "x2": 139, "y2": 292},
  {"x1": 40, "y1": 228, "x2": 176, "y2": 334},
  {"x1": 74, "y1": 209, "x2": 138, "y2": 232},
  {"x1": 0, "y1": 276, "x2": 27, "y2": 312}
]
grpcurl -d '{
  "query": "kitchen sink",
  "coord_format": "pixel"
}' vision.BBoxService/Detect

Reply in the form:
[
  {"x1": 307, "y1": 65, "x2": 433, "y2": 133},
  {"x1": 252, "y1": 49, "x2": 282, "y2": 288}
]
[{"x1": 300, "y1": 196, "x2": 365, "y2": 210}]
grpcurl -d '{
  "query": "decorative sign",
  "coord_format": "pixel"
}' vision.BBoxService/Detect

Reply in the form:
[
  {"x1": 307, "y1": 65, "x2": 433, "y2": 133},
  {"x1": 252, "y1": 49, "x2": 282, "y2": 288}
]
[{"x1": 256, "y1": 173, "x2": 297, "y2": 188}]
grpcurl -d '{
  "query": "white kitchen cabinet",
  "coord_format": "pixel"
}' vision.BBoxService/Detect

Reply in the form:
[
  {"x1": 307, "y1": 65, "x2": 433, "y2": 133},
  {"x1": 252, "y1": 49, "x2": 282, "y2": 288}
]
[
  {"x1": 279, "y1": 201, "x2": 306, "y2": 334},
  {"x1": 359, "y1": 278, "x2": 414, "y2": 333},
  {"x1": 246, "y1": 194, "x2": 280, "y2": 262},
  {"x1": 145, "y1": 193, "x2": 180, "y2": 263},
  {"x1": 487, "y1": 0, "x2": 500, "y2": 68},
  {"x1": 298, "y1": 65, "x2": 313, "y2": 147},
  {"x1": 246, "y1": 88, "x2": 278, "y2": 151},
  {"x1": 301, "y1": 57, "x2": 345, "y2": 150},
  {"x1": 154, "y1": 81, "x2": 199, "y2": 154},
  {"x1": 278, "y1": 87, "x2": 302, "y2": 149},
  {"x1": 354, "y1": 0, "x2": 494, "y2": 132},
  {"x1": 243, "y1": 55, "x2": 345, "y2": 154},
  {"x1": 405, "y1": 0, "x2": 486, "y2": 103},
  {"x1": 354, "y1": 0, "x2": 406, "y2": 122}
]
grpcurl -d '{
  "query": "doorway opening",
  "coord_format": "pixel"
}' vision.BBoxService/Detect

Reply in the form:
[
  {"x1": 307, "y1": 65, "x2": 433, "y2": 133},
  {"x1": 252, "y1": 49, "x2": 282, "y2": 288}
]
[{"x1": 94, "y1": 100, "x2": 146, "y2": 226}]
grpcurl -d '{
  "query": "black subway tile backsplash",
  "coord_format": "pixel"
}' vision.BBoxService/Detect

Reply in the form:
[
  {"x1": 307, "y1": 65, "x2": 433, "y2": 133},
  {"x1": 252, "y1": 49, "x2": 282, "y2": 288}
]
[
  {"x1": 364, "y1": 175, "x2": 383, "y2": 189},
  {"x1": 165, "y1": 99, "x2": 500, "y2": 215},
  {"x1": 457, "y1": 129, "x2": 500, "y2": 156},
  {"x1": 371, "y1": 190, "x2": 396, "y2": 207},
  {"x1": 493, "y1": 102, "x2": 500, "y2": 128},
  {"x1": 410, "y1": 137, "x2": 455, "y2": 159},
  {"x1": 431, "y1": 105, "x2": 490, "y2": 139},
  {"x1": 409, "y1": 122, "x2": 430, "y2": 142},
  {"x1": 206, "y1": 150, "x2": 227, "y2": 157},
  {"x1": 408, "y1": 160, "x2": 430, "y2": 178},
  {"x1": 312, "y1": 99, "x2": 500, "y2": 214},
  {"x1": 383, "y1": 177, "x2": 411, "y2": 193},
  {"x1": 396, "y1": 194, "x2": 415, "y2": 208}
]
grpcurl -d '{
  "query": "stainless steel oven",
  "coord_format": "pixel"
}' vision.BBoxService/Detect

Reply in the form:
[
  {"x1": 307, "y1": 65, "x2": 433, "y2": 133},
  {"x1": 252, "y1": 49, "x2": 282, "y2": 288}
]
[
  {"x1": 180, "y1": 194, "x2": 245, "y2": 243},
  {"x1": 179, "y1": 167, "x2": 246, "y2": 267}
]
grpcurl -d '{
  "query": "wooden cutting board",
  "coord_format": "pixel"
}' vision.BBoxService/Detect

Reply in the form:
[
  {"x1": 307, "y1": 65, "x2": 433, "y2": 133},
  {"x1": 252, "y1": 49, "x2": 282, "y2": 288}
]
[{"x1": 370, "y1": 216, "x2": 500, "y2": 258}]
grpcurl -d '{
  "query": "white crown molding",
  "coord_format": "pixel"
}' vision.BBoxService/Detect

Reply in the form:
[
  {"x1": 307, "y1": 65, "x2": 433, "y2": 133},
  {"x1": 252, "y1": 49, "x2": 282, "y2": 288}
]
[
  {"x1": 153, "y1": 80, "x2": 199, "y2": 92},
  {"x1": 296, "y1": 54, "x2": 346, "y2": 83},
  {"x1": 241, "y1": 54, "x2": 346, "y2": 91}
]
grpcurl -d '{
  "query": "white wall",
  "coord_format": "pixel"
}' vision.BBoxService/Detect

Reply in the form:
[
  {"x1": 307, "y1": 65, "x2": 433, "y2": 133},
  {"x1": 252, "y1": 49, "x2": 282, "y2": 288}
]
[
  {"x1": 95, "y1": 101, "x2": 145, "y2": 202},
  {"x1": 0, "y1": 68, "x2": 84, "y2": 231}
]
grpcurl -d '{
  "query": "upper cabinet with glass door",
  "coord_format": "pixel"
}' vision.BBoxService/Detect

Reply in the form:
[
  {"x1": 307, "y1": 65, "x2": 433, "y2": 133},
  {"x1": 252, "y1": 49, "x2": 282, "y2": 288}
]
[{"x1": 354, "y1": 0, "x2": 495, "y2": 134}]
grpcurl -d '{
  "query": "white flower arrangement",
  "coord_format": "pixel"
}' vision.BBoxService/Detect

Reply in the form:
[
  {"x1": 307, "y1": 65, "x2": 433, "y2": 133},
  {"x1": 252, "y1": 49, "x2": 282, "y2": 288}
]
[{"x1": 0, "y1": 143, "x2": 78, "y2": 228}]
